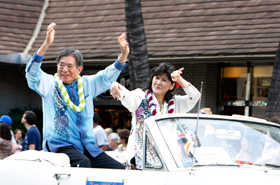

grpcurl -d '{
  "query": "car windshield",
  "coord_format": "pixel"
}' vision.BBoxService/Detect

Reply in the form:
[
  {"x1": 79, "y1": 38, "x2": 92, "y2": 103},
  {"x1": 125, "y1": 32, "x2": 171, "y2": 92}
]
[{"x1": 157, "y1": 117, "x2": 280, "y2": 168}]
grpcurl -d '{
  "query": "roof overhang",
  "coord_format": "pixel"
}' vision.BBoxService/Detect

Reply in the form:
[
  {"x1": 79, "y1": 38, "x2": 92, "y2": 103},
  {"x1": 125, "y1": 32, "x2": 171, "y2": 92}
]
[
  {"x1": 147, "y1": 54, "x2": 276, "y2": 64},
  {"x1": 0, "y1": 53, "x2": 32, "y2": 65},
  {"x1": 40, "y1": 54, "x2": 276, "y2": 66}
]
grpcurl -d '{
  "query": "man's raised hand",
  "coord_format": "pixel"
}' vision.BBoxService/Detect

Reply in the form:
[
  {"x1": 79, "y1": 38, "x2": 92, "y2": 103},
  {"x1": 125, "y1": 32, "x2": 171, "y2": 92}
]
[{"x1": 45, "y1": 22, "x2": 56, "y2": 46}]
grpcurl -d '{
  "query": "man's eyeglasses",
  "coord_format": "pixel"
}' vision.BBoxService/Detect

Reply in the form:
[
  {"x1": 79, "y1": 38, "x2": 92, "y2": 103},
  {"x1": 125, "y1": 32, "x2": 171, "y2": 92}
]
[{"x1": 58, "y1": 62, "x2": 76, "y2": 70}]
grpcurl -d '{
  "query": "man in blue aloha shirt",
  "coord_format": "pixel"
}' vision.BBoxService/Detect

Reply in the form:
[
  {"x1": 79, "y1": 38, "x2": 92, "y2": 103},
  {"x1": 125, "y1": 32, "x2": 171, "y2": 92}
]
[{"x1": 25, "y1": 22, "x2": 129, "y2": 169}]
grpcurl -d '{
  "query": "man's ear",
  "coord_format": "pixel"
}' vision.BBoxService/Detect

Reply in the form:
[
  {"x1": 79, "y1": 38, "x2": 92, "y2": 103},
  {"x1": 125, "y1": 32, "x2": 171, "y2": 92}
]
[{"x1": 78, "y1": 66, "x2": 83, "y2": 74}]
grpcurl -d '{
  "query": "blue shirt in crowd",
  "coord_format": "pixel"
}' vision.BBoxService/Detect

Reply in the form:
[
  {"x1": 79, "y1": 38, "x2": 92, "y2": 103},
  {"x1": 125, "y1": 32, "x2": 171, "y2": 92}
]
[{"x1": 21, "y1": 126, "x2": 41, "y2": 151}]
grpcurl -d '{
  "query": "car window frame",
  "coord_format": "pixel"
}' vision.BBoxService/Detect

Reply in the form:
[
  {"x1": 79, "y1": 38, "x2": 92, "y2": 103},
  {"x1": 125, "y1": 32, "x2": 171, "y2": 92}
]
[{"x1": 143, "y1": 124, "x2": 168, "y2": 171}]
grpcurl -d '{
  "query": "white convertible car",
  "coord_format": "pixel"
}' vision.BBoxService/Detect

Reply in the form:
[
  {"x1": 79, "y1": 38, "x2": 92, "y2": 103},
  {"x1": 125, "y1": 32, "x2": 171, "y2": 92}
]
[{"x1": 1, "y1": 113, "x2": 280, "y2": 185}]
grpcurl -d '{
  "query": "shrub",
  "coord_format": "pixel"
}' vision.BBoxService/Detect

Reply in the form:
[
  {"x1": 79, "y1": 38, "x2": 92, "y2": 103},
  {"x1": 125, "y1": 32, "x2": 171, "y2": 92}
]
[{"x1": 8, "y1": 107, "x2": 43, "y2": 137}]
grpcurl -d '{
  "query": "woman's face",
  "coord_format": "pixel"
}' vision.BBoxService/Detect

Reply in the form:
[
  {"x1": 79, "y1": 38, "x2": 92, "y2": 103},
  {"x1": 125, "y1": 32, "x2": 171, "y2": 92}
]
[
  {"x1": 241, "y1": 137, "x2": 252, "y2": 151},
  {"x1": 118, "y1": 137, "x2": 125, "y2": 145},
  {"x1": 15, "y1": 130, "x2": 22, "y2": 139},
  {"x1": 152, "y1": 73, "x2": 175, "y2": 97}
]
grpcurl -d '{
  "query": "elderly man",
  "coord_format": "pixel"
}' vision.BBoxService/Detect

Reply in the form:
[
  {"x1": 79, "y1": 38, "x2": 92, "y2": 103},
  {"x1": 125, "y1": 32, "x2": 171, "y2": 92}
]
[
  {"x1": 25, "y1": 22, "x2": 129, "y2": 169},
  {"x1": 108, "y1": 133, "x2": 119, "y2": 151}
]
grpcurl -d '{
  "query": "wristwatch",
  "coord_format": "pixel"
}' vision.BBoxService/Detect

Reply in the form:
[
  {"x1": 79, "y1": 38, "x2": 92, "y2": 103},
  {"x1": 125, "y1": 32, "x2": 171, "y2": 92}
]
[{"x1": 118, "y1": 54, "x2": 127, "y2": 64}]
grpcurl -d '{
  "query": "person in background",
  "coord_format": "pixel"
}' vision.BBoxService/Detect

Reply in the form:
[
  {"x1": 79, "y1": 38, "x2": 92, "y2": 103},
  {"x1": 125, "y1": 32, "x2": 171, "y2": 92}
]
[
  {"x1": 117, "y1": 129, "x2": 129, "y2": 153},
  {"x1": 0, "y1": 122, "x2": 13, "y2": 159},
  {"x1": 110, "y1": 63, "x2": 201, "y2": 169},
  {"x1": 93, "y1": 112, "x2": 108, "y2": 151},
  {"x1": 25, "y1": 22, "x2": 128, "y2": 169},
  {"x1": 108, "y1": 133, "x2": 119, "y2": 151},
  {"x1": 105, "y1": 128, "x2": 113, "y2": 138},
  {"x1": 0, "y1": 115, "x2": 19, "y2": 153},
  {"x1": 268, "y1": 115, "x2": 280, "y2": 124},
  {"x1": 21, "y1": 111, "x2": 41, "y2": 151},
  {"x1": 200, "y1": 107, "x2": 212, "y2": 115},
  {"x1": 14, "y1": 129, "x2": 24, "y2": 145}
]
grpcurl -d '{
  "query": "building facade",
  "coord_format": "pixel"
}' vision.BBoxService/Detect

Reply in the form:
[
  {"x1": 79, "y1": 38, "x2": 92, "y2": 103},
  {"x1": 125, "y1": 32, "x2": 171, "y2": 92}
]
[{"x1": 0, "y1": 0, "x2": 279, "y2": 129}]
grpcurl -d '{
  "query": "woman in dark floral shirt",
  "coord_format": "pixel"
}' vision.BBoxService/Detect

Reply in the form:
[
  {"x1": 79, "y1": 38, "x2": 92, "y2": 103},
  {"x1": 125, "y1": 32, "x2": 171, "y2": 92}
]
[{"x1": 0, "y1": 122, "x2": 13, "y2": 159}]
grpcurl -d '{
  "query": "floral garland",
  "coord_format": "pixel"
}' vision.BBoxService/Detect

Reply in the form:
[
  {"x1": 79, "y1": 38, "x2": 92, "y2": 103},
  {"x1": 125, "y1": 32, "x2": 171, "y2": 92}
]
[
  {"x1": 54, "y1": 73, "x2": 85, "y2": 112},
  {"x1": 146, "y1": 90, "x2": 174, "y2": 116}
]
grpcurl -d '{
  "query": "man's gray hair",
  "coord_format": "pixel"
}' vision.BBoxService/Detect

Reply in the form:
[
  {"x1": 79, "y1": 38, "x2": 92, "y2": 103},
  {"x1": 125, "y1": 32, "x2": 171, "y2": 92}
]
[
  {"x1": 56, "y1": 48, "x2": 83, "y2": 67},
  {"x1": 108, "y1": 133, "x2": 119, "y2": 141}
]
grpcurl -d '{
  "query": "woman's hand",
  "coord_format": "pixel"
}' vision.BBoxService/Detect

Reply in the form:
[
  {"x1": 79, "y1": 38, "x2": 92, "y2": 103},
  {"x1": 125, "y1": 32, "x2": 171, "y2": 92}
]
[
  {"x1": 110, "y1": 82, "x2": 124, "y2": 99},
  {"x1": 171, "y1": 67, "x2": 184, "y2": 82},
  {"x1": 171, "y1": 67, "x2": 191, "y2": 88}
]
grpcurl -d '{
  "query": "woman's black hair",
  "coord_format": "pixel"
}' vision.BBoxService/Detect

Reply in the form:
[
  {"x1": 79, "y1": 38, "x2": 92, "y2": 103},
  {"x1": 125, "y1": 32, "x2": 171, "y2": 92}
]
[
  {"x1": 0, "y1": 122, "x2": 12, "y2": 140},
  {"x1": 144, "y1": 62, "x2": 176, "y2": 102}
]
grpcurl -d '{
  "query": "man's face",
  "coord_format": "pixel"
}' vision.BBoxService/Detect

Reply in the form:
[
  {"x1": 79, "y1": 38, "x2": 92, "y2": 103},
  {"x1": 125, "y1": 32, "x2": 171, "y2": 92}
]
[
  {"x1": 109, "y1": 139, "x2": 117, "y2": 149},
  {"x1": 21, "y1": 114, "x2": 26, "y2": 124},
  {"x1": 57, "y1": 55, "x2": 83, "y2": 84}
]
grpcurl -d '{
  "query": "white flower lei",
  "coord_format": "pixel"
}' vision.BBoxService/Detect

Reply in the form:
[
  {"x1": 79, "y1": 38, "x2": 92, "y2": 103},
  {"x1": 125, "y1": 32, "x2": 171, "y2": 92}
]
[{"x1": 54, "y1": 73, "x2": 85, "y2": 112}]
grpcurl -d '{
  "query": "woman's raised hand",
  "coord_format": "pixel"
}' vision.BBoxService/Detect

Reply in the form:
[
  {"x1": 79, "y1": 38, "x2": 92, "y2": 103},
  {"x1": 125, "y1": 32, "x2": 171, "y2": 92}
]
[{"x1": 171, "y1": 67, "x2": 184, "y2": 82}]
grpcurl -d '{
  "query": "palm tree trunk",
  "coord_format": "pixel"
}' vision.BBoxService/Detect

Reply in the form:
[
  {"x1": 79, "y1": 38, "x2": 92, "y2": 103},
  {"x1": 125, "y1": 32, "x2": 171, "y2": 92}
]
[
  {"x1": 265, "y1": 40, "x2": 280, "y2": 121},
  {"x1": 125, "y1": 0, "x2": 150, "y2": 89}
]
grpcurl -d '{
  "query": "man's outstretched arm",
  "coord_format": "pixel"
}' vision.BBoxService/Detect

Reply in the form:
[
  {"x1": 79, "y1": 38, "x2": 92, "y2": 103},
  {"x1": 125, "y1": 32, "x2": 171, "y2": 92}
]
[{"x1": 37, "y1": 22, "x2": 56, "y2": 56}]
